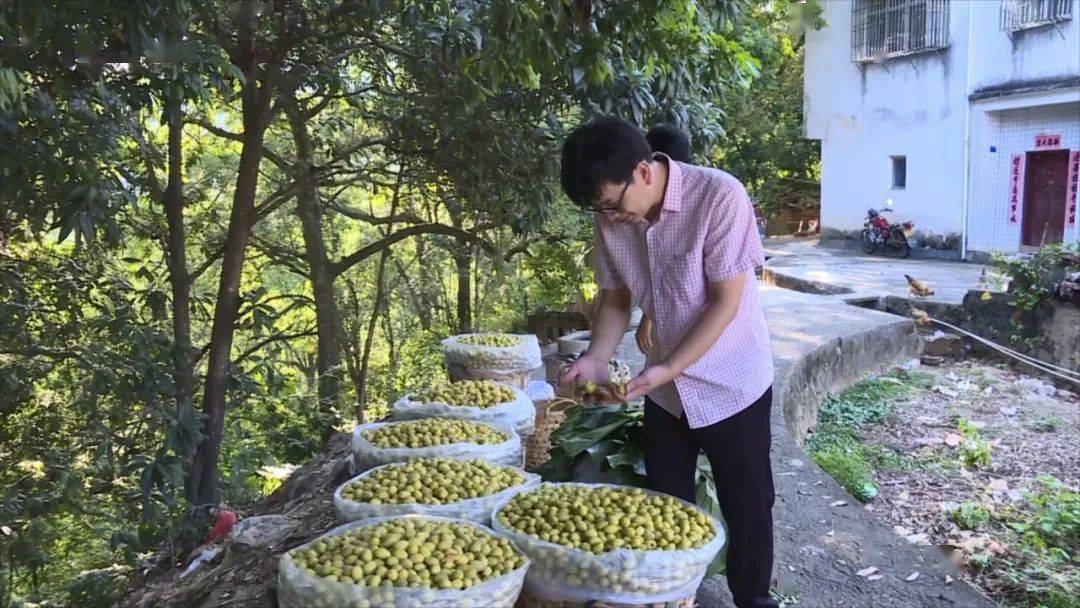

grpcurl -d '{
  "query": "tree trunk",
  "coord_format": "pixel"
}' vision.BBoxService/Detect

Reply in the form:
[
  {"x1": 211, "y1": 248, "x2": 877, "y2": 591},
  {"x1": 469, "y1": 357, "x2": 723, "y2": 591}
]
[
  {"x1": 356, "y1": 248, "x2": 389, "y2": 421},
  {"x1": 163, "y1": 88, "x2": 194, "y2": 414},
  {"x1": 413, "y1": 236, "x2": 432, "y2": 330},
  {"x1": 188, "y1": 69, "x2": 275, "y2": 506},
  {"x1": 285, "y1": 98, "x2": 341, "y2": 441},
  {"x1": 454, "y1": 247, "x2": 472, "y2": 334}
]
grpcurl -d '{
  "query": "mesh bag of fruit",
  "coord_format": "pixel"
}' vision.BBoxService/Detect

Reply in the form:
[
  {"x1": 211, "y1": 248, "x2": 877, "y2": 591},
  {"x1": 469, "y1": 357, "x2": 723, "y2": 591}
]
[
  {"x1": 278, "y1": 514, "x2": 530, "y2": 608},
  {"x1": 334, "y1": 458, "x2": 542, "y2": 524},
  {"x1": 351, "y1": 418, "x2": 523, "y2": 473},
  {"x1": 441, "y1": 333, "x2": 542, "y2": 373},
  {"x1": 391, "y1": 380, "x2": 535, "y2": 436},
  {"x1": 490, "y1": 482, "x2": 725, "y2": 604}
]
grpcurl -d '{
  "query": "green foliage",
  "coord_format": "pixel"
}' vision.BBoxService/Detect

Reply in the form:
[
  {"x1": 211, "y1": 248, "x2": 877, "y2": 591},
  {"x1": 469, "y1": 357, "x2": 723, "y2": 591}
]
[
  {"x1": 992, "y1": 476, "x2": 1080, "y2": 607},
  {"x1": 956, "y1": 419, "x2": 992, "y2": 469},
  {"x1": 63, "y1": 565, "x2": 131, "y2": 608},
  {"x1": 811, "y1": 444, "x2": 878, "y2": 502},
  {"x1": 990, "y1": 242, "x2": 1080, "y2": 347},
  {"x1": 806, "y1": 371, "x2": 922, "y2": 502},
  {"x1": 952, "y1": 501, "x2": 991, "y2": 530}
]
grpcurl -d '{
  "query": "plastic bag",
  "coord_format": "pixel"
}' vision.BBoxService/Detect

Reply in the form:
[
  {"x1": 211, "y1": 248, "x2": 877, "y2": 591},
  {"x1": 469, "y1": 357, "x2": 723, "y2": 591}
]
[
  {"x1": 441, "y1": 334, "x2": 542, "y2": 373},
  {"x1": 390, "y1": 383, "x2": 535, "y2": 437},
  {"x1": 278, "y1": 515, "x2": 529, "y2": 608},
  {"x1": 334, "y1": 464, "x2": 541, "y2": 524},
  {"x1": 352, "y1": 419, "x2": 523, "y2": 473},
  {"x1": 490, "y1": 482, "x2": 725, "y2": 604},
  {"x1": 525, "y1": 380, "x2": 555, "y2": 402}
]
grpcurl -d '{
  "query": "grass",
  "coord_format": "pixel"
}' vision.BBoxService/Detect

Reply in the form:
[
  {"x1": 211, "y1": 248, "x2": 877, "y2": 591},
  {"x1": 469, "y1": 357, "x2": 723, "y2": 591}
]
[
  {"x1": 990, "y1": 476, "x2": 1080, "y2": 608},
  {"x1": 807, "y1": 371, "x2": 923, "y2": 502},
  {"x1": 952, "y1": 501, "x2": 991, "y2": 530}
]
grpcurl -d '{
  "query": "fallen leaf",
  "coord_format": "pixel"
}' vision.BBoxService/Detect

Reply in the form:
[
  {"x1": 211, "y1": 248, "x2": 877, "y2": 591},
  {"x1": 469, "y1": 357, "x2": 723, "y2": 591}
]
[
  {"x1": 856, "y1": 566, "x2": 879, "y2": 577},
  {"x1": 826, "y1": 530, "x2": 835, "y2": 537},
  {"x1": 898, "y1": 491, "x2": 910, "y2": 501},
  {"x1": 788, "y1": 565, "x2": 796, "y2": 572},
  {"x1": 830, "y1": 500, "x2": 847, "y2": 507},
  {"x1": 987, "y1": 540, "x2": 1006, "y2": 556},
  {"x1": 986, "y1": 479, "x2": 1009, "y2": 492},
  {"x1": 999, "y1": 406, "x2": 1018, "y2": 416},
  {"x1": 0, "y1": 526, "x2": 9, "y2": 536},
  {"x1": 944, "y1": 433, "x2": 963, "y2": 447},
  {"x1": 867, "y1": 574, "x2": 884, "y2": 581},
  {"x1": 906, "y1": 572, "x2": 920, "y2": 582},
  {"x1": 945, "y1": 575, "x2": 954, "y2": 584},
  {"x1": 893, "y1": 525, "x2": 912, "y2": 536}
]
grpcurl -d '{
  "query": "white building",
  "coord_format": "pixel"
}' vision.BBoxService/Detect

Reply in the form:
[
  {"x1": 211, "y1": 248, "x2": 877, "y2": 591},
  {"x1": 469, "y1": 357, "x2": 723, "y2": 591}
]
[{"x1": 804, "y1": 0, "x2": 1080, "y2": 260}]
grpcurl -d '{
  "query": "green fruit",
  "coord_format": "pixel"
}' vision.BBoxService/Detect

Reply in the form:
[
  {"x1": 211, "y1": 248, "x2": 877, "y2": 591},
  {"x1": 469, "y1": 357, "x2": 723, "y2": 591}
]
[
  {"x1": 362, "y1": 419, "x2": 509, "y2": 449},
  {"x1": 458, "y1": 333, "x2": 523, "y2": 348},
  {"x1": 497, "y1": 485, "x2": 715, "y2": 554},
  {"x1": 415, "y1": 380, "x2": 516, "y2": 408},
  {"x1": 287, "y1": 519, "x2": 525, "y2": 591},
  {"x1": 341, "y1": 458, "x2": 525, "y2": 505}
]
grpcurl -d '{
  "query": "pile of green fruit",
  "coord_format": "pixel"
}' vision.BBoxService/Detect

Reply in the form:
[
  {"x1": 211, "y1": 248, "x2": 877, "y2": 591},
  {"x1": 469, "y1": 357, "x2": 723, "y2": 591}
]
[
  {"x1": 416, "y1": 380, "x2": 516, "y2": 408},
  {"x1": 341, "y1": 459, "x2": 525, "y2": 505},
  {"x1": 497, "y1": 485, "x2": 714, "y2": 553},
  {"x1": 458, "y1": 333, "x2": 523, "y2": 348},
  {"x1": 362, "y1": 419, "x2": 509, "y2": 449},
  {"x1": 287, "y1": 518, "x2": 526, "y2": 590}
]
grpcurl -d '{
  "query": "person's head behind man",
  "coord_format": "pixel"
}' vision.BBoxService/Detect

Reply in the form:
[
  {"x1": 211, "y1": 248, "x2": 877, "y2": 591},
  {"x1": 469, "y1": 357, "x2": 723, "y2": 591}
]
[
  {"x1": 646, "y1": 123, "x2": 691, "y2": 163},
  {"x1": 560, "y1": 117, "x2": 676, "y2": 223}
]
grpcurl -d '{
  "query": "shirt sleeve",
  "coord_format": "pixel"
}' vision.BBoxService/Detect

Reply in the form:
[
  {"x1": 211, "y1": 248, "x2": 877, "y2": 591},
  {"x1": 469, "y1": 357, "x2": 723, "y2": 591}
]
[
  {"x1": 703, "y1": 178, "x2": 766, "y2": 282},
  {"x1": 593, "y1": 219, "x2": 626, "y2": 290}
]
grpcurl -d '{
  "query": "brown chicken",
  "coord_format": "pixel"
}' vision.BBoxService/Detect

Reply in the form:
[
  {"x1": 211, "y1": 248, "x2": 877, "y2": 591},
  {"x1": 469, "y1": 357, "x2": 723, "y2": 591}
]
[
  {"x1": 905, "y1": 274, "x2": 935, "y2": 298},
  {"x1": 909, "y1": 307, "x2": 932, "y2": 327}
]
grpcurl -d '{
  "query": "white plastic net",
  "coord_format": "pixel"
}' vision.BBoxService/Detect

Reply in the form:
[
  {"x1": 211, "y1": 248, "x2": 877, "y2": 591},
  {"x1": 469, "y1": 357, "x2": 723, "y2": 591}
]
[
  {"x1": 333, "y1": 464, "x2": 541, "y2": 524},
  {"x1": 490, "y1": 483, "x2": 725, "y2": 604},
  {"x1": 351, "y1": 419, "x2": 523, "y2": 473},
  {"x1": 390, "y1": 383, "x2": 535, "y2": 437},
  {"x1": 441, "y1": 334, "x2": 542, "y2": 373},
  {"x1": 277, "y1": 515, "x2": 529, "y2": 608}
]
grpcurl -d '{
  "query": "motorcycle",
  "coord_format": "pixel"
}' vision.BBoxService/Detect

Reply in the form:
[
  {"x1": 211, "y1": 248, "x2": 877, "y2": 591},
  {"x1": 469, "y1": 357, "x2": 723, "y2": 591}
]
[{"x1": 861, "y1": 208, "x2": 914, "y2": 258}]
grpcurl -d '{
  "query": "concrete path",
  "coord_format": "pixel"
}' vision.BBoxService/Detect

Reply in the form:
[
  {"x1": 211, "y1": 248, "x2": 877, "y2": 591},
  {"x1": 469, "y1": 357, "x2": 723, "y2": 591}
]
[
  {"x1": 763, "y1": 238, "x2": 988, "y2": 306},
  {"x1": 606, "y1": 283, "x2": 994, "y2": 607}
]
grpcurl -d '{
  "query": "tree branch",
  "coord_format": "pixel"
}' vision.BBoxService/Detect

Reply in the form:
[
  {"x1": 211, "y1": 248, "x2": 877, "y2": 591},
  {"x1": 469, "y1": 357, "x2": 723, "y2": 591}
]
[
  {"x1": 331, "y1": 224, "x2": 496, "y2": 277},
  {"x1": 186, "y1": 117, "x2": 292, "y2": 172},
  {"x1": 233, "y1": 330, "x2": 318, "y2": 366},
  {"x1": 326, "y1": 201, "x2": 424, "y2": 225}
]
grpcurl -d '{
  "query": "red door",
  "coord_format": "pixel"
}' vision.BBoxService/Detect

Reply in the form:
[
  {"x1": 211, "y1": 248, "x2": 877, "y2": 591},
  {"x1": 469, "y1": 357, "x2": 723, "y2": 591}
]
[{"x1": 1022, "y1": 150, "x2": 1068, "y2": 248}]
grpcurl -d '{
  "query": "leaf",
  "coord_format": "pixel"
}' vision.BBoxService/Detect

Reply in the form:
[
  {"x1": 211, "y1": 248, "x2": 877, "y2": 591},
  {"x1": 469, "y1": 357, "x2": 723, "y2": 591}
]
[
  {"x1": 856, "y1": 566, "x2": 878, "y2": 577},
  {"x1": 585, "y1": 439, "x2": 622, "y2": 466}
]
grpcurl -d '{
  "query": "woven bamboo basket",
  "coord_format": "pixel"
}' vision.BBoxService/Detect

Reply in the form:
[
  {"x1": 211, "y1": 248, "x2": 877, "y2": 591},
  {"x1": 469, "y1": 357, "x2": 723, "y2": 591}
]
[
  {"x1": 516, "y1": 591, "x2": 696, "y2": 608},
  {"x1": 524, "y1": 398, "x2": 576, "y2": 471}
]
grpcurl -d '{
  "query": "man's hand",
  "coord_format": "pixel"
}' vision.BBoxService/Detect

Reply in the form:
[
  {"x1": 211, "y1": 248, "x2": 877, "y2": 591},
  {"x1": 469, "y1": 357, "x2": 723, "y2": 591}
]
[
  {"x1": 635, "y1": 316, "x2": 653, "y2": 354},
  {"x1": 623, "y1": 363, "x2": 676, "y2": 402},
  {"x1": 559, "y1": 354, "x2": 610, "y2": 393}
]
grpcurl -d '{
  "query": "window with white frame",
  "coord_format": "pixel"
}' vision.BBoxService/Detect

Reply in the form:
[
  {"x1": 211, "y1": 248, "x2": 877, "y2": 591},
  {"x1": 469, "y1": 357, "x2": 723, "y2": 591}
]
[
  {"x1": 1000, "y1": 0, "x2": 1073, "y2": 32},
  {"x1": 851, "y1": 0, "x2": 951, "y2": 63}
]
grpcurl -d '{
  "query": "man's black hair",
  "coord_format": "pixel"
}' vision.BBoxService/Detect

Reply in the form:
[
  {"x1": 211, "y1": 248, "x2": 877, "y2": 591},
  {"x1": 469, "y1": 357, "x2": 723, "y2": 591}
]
[
  {"x1": 560, "y1": 116, "x2": 652, "y2": 208},
  {"x1": 646, "y1": 123, "x2": 691, "y2": 163}
]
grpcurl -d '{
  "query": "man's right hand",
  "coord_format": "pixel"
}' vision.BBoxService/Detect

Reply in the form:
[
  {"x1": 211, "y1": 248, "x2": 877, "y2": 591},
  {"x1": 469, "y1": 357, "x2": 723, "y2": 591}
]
[{"x1": 559, "y1": 354, "x2": 610, "y2": 395}]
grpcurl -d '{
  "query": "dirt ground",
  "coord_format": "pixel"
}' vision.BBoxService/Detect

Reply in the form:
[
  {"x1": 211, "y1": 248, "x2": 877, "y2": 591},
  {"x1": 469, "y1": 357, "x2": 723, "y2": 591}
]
[{"x1": 856, "y1": 359, "x2": 1079, "y2": 607}]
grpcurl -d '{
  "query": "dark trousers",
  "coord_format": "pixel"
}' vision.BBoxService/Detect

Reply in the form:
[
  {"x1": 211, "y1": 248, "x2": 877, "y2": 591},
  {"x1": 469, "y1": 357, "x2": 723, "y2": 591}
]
[{"x1": 644, "y1": 387, "x2": 775, "y2": 608}]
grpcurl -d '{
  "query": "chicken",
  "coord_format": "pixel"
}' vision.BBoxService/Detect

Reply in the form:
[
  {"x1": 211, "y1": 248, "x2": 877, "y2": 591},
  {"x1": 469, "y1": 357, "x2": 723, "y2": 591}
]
[
  {"x1": 909, "y1": 307, "x2": 932, "y2": 328},
  {"x1": 905, "y1": 274, "x2": 935, "y2": 298}
]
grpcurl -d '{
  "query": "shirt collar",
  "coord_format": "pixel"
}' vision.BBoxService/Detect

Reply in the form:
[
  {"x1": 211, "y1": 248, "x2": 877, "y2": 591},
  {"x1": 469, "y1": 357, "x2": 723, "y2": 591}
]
[{"x1": 654, "y1": 152, "x2": 683, "y2": 213}]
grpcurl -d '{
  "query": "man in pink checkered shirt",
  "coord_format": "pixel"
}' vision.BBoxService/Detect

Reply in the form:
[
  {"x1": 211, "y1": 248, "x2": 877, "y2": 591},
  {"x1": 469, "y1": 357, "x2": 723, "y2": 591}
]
[{"x1": 559, "y1": 117, "x2": 776, "y2": 608}]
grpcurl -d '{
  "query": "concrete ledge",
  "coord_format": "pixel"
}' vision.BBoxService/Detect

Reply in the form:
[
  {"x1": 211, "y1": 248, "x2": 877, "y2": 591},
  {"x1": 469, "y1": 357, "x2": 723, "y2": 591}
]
[{"x1": 777, "y1": 317, "x2": 922, "y2": 444}]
